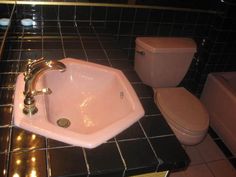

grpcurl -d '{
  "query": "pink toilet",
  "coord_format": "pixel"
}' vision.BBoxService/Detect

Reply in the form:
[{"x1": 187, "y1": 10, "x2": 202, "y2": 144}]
[{"x1": 135, "y1": 37, "x2": 209, "y2": 145}]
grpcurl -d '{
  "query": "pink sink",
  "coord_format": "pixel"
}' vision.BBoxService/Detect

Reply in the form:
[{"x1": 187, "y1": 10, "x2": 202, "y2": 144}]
[{"x1": 14, "y1": 58, "x2": 144, "y2": 148}]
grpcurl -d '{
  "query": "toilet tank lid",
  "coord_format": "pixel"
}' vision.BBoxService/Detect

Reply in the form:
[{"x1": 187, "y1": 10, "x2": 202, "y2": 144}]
[{"x1": 136, "y1": 37, "x2": 197, "y2": 53}]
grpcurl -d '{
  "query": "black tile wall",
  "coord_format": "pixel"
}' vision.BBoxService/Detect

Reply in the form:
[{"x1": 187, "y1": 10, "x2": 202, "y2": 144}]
[{"x1": 0, "y1": 4, "x2": 14, "y2": 58}]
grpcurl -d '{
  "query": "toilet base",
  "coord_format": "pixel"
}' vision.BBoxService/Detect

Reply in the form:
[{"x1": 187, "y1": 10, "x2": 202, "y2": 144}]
[{"x1": 167, "y1": 120, "x2": 208, "y2": 146}]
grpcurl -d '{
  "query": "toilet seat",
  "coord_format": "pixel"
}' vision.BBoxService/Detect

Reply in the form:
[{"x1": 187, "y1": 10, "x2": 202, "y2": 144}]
[{"x1": 155, "y1": 87, "x2": 209, "y2": 137}]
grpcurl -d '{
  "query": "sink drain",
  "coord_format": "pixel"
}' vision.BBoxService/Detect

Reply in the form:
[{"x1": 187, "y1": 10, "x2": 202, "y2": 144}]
[{"x1": 57, "y1": 118, "x2": 71, "y2": 128}]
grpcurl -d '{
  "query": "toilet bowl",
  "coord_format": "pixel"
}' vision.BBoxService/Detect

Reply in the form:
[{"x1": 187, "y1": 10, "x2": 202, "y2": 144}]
[
  {"x1": 135, "y1": 37, "x2": 209, "y2": 145},
  {"x1": 155, "y1": 87, "x2": 209, "y2": 145}
]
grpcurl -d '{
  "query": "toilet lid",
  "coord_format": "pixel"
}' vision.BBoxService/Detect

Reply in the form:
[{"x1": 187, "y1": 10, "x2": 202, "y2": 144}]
[{"x1": 155, "y1": 87, "x2": 209, "y2": 134}]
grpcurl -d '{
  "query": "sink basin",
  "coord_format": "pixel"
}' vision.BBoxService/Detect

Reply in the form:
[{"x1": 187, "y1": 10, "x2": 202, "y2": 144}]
[{"x1": 14, "y1": 58, "x2": 144, "y2": 148}]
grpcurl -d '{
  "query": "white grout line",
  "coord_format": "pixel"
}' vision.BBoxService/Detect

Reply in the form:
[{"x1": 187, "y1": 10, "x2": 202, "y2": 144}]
[
  {"x1": 82, "y1": 148, "x2": 91, "y2": 176},
  {"x1": 138, "y1": 120, "x2": 160, "y2": 171},
  {"x1": 92, "y1": 26, "x2": 113, "y2": 67},
  {"x1": 74, "y1": 21, "x2": 89, "y2": 61},
  {"x1": 58, "y1": 21, "x2": 66, "y2": 58},
  {"x1": 114, "y1": 138, "x2": 127, "y2": 177}
]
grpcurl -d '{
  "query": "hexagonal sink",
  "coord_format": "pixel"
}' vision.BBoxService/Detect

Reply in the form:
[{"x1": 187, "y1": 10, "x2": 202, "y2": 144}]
[{"x1": 14, "y1": 58, "x2": 144, "y2": 148}]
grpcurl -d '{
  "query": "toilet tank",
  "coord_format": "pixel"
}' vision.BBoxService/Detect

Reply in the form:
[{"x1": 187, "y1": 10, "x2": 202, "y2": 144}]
[{"x1": 134, "y1": 37, "x2": 196, "y2": 88}]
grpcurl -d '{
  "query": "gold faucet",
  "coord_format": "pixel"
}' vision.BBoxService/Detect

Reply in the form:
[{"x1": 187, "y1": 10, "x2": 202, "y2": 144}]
[{"x1": 23, "y1": 57, "x2": 66, "y2": 115}]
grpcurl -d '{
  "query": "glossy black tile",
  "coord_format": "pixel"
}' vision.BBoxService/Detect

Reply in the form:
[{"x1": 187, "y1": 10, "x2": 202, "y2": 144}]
[
  {"x1": 0, "y1": 74, "x2": 17, "y2": 87},
  {"x1": 4, "y1": 51, "x2": 21, "y2": 60},
  {"x1": 118, "y1": 139, "x2": 158, "y2": 176},
  {"x1": 18, "y1": 61, "x2": 28, "y2": 72},
  {"x1": 83, "y1": 42, "x2": 102, "y2": 50},
  {"x1": 47, "y1": 139, "x2": 71, "y2": 148},
  {"x1": 0, "y1": 153, "x2": 8, "y2": 177},
  {"x1": 48, "y1": 147, "x2": 87, "y2": 177},
  {"x1": 61, "y1": 26, "x2": 78, "y2": 35},
  {"x1": 106, "y1": 22, "x2": 120, "y2": 34},
  {"x1": 0, "y1": 61, "x2": 19, "y2": 73},
  {"x1": 43, "y1": 49, "x2": 64, "y2": 59},
  {"x1": 60, "y1": 21, "x2": 75, "y2": 27},
  {"x1": 171, "y1": 24, "x2": 184, "y2": 36},
  {"x1": 0, "y1": 127, "x2": 10, "y2": 153},
  {"x1": 119, "y1": 22, "x2": 133, "y2": 35},
  {"x1": 158, "y1": 24, "x2": 172, "y2": 36},
  {"x1": 110, "y1": 60, "x2": 134, "y2": 71},
  {"x1": 17, "y1": 5, "x2": 42, "y2": 21},
  {"x1": 76, "y1": 6, "x2": 91, "y2": 21},
  {"x1": 107, "y1": 7, "x2": 121, "y2": 21},
  {"x1": 140, "y1": 115, "x2": 173, "y2": 137},
  {"x1": 132, "y1": 83, "x2": 153, "y2": 98},
  {"x1": 92, "y1": 172, "x2": 123, "y2": 177},
  {"x1": 116, "y1": 122, "x2": 145, "y2": 140},
  {"x1": 145, "y1": 22, "x2": 159, "y2": 35},
  {"x1": 0, "y1": 106, "x2": 13, "y2": 126},
  {"x1": 92, "y1": 7, "x2": 107, "y2": 21},
  {"x1": 20, "y1": 50, "x2": 42, "y2": 60},
  {"x1": 149, "y1": 10, "x2": 163, "y2": 22},
  {"x1": 89, "y1": 59, "x2": 110, "y2": 66},
  {"x1": 133, "y1": 22, "x2": 146, "y2": 35},
  {"x1": 43, "y1": 39, "x2": 62, "y2": 49},
  {"x1": 65, "y1": 49, "x2": 86, "y2": 59},
  {"x1": 11, "y1": 127, "x2": 46, "y2": 152},
  {"x1": 121, "y1": 8, "x2": 135, "y2": 21},
  {"x1": 59, "y1": 6, "x2": 75, "y2": 20},
  {"x1": 140, "y1": 98, "x2": 161, "y2": 115},
  {"x1": 106, "y1": 49, "x2": 129, "y2": 60},
  {"x1": 9, "y1": 150, "x2": 47, "y2": 177},
  {"x1": 21, "y1": 40, "x2": 42, "y2": 50},
  {"x1": 150, "y1": 136, "x2": 189, "y2": 171},
  {"x1": 43, "y1": 6, "x2": 58, "y2": 20},
  {"x1": 85, "y1": 142, "x2": 124, "y2": 175},
  {"x1": 123, "y1": 70, "x2": 141, "y2": 83},
  {"x1": 101, "y1": 42, "x2": 122, "y2": 50},
  {"x1": 0, "y1": 89, "x2": 14, "y2": 105},
  {"x1": 135, "y1": 8, "x2": 150, "y2": 22},
  {"x1": 81, "y1": 35, "x2": 99, "y2": 42},
  {"x1": 43, "y1": 26, "x2": 60, "y2": 36},
  {"x1": 63, "y1": 40, "x2": 83, "y2": 49},
  {"x1": 86, "y1": 50, "x2": 106, "y2": 60}
]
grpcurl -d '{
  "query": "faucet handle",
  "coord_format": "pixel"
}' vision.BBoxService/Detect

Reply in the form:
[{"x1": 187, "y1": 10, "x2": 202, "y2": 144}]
[
  {"x1": 31, "y1": 88, "x2": 52, "y2": 96},
  {"x1": 30, "y1": 57, "x2": 46, "y2": 67},
  {"x1": 24, "y1": 58, "x2": 46, "y2": 80}
]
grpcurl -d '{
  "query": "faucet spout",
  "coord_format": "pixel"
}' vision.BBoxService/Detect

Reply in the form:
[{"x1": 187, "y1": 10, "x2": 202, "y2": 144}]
[{"x1": 23, "y1": 58, "x2": 66, "y2": 115}]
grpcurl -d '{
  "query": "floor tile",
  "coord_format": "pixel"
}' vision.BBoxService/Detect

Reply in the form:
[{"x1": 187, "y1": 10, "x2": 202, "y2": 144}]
[
  {"x1": 207, "y1": 160, "x2": 236, "y2": 177},
  {"x1": 184, "y1": 146, "x2": 205, "y2": 166},
  {"x1": 196, "y1": 135, "x2": 226, "y2": 162},
  {"x1": 169, "y1": 170, "x2": 186, "y2": 177},
  {"x1": 184, "y1": 164, "x2": 214, "y2": 177}
]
